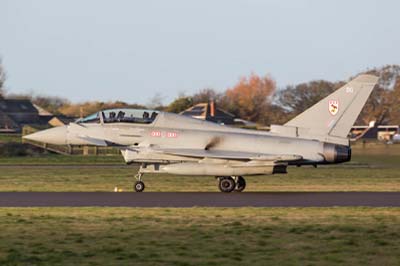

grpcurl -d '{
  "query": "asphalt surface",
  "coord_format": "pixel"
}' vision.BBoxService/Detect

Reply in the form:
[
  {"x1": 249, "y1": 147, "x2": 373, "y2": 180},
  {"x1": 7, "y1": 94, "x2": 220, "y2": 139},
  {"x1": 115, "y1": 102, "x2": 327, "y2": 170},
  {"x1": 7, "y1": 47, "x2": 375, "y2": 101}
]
[{"x1": 0, "y1": 192, "x2": 399, "y2": 207}]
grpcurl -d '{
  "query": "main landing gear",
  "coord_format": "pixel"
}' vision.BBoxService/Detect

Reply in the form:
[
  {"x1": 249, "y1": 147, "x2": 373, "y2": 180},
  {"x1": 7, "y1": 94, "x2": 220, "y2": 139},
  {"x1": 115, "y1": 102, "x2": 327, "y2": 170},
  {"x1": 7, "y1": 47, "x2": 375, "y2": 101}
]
[
  {"x1": 132, "y1": 171, "x2": 247, "y2": 193},
  {"x1": 217, "y1": 176, "x2": 246, "y2": 193}
]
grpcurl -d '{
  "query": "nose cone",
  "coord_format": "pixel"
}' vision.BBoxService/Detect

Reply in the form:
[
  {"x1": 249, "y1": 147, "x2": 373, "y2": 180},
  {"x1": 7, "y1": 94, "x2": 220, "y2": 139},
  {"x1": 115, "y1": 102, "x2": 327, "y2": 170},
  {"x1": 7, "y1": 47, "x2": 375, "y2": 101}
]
[{"x1": 23, "y1": 126, "x2": 67, "y2": 145}]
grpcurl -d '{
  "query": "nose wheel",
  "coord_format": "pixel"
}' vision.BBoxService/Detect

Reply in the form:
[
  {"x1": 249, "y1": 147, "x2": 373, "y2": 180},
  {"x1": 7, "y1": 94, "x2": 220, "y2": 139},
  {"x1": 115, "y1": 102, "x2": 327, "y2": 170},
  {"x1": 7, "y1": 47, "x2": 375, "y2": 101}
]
[
  {"x1": 217, "y1": 176, "x2": 246, "y2": 193},
  {"x1": 134, "y1": 181, "x2": 145, "y2": 192},
  {"x1": 134, "y1": 173, "x2": 145, "y2": 192}
]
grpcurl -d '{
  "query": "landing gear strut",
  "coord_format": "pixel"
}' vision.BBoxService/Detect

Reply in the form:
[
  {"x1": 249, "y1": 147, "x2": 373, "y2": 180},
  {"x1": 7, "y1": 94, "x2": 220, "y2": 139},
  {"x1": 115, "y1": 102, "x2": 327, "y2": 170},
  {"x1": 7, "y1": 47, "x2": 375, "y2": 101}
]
[
  {"x1": 217, "y1": 176, "x2": 246, "y2": 193},
  {"x1": 134, "y1": 172, "x2": 145, "y2": 192}
]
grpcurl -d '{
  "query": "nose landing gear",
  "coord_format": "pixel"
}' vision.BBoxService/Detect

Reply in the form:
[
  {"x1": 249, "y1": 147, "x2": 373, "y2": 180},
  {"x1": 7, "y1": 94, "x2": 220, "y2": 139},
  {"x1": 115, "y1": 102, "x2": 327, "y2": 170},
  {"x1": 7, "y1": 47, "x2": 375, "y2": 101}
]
[
  {"x1": 134, "y1": 172, "x2": 145, "y2": 192},
  {"x1": 217, "y1": 176, "x2": 246, "y2": 193}
]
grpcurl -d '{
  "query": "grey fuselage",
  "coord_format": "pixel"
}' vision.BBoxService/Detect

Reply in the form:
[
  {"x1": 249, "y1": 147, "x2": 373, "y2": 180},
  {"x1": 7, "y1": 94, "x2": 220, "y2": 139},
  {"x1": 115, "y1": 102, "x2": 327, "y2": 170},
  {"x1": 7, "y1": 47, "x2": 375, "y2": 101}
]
[{"x1": 65, "y1": 112, "x2": 350, "y2": 166}]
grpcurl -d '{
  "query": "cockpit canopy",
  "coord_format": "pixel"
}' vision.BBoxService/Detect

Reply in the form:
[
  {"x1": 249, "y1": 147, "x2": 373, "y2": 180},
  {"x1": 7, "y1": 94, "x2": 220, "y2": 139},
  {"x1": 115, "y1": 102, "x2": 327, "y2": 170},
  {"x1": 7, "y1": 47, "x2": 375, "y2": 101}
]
[{"x1": 76, "y1": 109, "x2": 159, "y2": 124}]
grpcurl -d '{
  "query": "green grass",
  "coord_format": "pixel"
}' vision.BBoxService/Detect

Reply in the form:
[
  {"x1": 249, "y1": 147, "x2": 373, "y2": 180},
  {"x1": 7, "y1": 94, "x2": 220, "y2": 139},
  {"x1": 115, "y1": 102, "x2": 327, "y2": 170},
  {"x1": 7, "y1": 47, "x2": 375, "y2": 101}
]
[
  {"x1": 0, "y1": 207, "x2": 399, "y2": 266},
  {"x1": 0, "y1": 134, "x2": 22, "y2": 144},
  {"x1": 1, "y1": 164, "x2": 400, "y2": 192},
  {"x1": 0, "y1": 147, "x2": 399, "y2": 265},
  {"x1": 0, "y1": 154, "x2": 124, "y2": 165},
  {"x1": 351, "y1": 142, "x2": 400, "y2": 155},
  {"x1": 0, "y1": 153, "x2": 399, "y2": 192}
]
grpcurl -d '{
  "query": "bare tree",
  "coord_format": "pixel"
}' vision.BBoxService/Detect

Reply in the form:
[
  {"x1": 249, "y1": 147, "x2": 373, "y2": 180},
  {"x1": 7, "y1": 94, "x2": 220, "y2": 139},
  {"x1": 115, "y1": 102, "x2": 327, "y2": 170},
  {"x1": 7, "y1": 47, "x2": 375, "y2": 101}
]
[
  {"x1": 165, "y1": 96, "x2": 193, "y2": 113},
  {"x1": 192, "y1": 88, "x2": 220, "y2": 104},
  {"x1": 147, "y1": 92, "x2": 165, "y2": 110},
  {"x1": 0, "y1": 59, "x2": 6, "y2": 98},
  {"x1": 277, "y1": 80, "x2": 342, "y2": 116},
  {"x1": 32, "y1": 95, "x2": 70, "y2": 115}
]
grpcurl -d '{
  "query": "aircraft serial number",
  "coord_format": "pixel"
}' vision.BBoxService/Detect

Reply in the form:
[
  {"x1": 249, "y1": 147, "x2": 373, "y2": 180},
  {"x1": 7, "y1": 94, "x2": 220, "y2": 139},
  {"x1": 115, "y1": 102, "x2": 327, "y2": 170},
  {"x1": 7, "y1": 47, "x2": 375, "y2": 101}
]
[{"x1": 150, "y1": 131, "x2": 178, "y2": 138}]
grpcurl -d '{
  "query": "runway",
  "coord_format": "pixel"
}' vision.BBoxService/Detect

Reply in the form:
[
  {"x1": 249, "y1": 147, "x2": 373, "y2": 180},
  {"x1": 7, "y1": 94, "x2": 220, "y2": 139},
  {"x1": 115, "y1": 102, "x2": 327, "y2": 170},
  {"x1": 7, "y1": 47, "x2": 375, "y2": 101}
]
[{"x1": 0, "y1": 192, "x2": 399, "y2": 207}]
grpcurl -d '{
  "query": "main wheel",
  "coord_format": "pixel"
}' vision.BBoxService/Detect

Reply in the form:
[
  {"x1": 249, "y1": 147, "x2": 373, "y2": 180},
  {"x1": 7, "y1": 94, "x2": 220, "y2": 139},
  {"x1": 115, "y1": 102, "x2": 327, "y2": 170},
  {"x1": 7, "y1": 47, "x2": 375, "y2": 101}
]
[
  {"x1": 235, "y1": 176, "x2": 246, "y2": 192},
  {"x1": 218, "y1": 177, "x2": 235, "y2": 193},
  {"x1": 134, "y1": 181, "x2": 145, "y2": 192}
]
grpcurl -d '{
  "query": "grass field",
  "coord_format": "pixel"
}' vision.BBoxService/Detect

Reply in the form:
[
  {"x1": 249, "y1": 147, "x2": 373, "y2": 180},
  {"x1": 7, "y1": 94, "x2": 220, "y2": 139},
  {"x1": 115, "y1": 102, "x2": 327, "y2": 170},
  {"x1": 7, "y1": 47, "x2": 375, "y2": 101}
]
[
  {"x1": 0, "y1": 208, "x2": 399, "y2": 266},
  {"x1": 0, "y1": 154, "x2": 124, "y2": 165},
  {"x1": 0, "y1": 152, "x2": 399, "y2": 192},
  {"x1": 0, "y1": 134, "x2": 22, "y2": 144},
  {"x1": 0, "y1": 147, "x2": 399, "y2": 265}
]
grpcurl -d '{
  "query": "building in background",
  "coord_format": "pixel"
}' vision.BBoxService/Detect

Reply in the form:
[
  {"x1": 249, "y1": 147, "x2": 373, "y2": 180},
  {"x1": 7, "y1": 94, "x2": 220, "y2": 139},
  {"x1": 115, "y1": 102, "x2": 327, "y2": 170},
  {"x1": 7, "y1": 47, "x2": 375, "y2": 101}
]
[
  {"x1": 180, "y1": 101, "x2": 235, "y2": 125},
  {"x1": 0, "y1": 99, "x2": 75, "y2": 133},
  {"x1": 180, "y1": 101, "x2": 256, "y2": 127},
  {"x1": 350, "y1": 121, "x2": 399, "y2": 141},
  {"x1": 0, "y1": 99, "x2": 40, "y2": 133}
]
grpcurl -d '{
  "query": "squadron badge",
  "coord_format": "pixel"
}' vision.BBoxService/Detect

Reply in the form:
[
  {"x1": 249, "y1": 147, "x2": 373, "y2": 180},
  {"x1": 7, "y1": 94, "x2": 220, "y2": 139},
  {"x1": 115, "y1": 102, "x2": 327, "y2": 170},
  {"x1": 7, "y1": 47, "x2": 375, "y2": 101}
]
[{"x1": 329, "y1": 100, "x2": 339, "y2": 116}]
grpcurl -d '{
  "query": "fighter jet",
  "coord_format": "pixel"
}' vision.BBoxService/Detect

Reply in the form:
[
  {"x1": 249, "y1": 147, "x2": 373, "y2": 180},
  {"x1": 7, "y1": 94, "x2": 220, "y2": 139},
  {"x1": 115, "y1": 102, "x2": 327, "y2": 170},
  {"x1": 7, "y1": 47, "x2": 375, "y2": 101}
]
[{"x1": 24, "y1": 74, "x2": 378, "y2": 192}]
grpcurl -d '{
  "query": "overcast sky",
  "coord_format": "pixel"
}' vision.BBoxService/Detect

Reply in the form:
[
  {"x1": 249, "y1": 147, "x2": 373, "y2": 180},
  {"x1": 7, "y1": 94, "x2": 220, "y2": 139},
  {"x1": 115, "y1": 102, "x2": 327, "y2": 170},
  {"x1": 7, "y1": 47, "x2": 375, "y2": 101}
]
[{"x1": 1, "y1": 0, "x2": 400, "y2": 104}]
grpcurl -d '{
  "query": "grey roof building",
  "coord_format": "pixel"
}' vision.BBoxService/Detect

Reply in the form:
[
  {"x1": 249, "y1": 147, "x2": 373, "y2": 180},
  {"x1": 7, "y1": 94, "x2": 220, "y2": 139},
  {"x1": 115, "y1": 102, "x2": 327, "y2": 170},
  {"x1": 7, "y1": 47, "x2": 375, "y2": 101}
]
[
  {"x1": 0, "y1": 99, "x2": 76, "y2": 133},
  {"x1": 180, "y1": 101, "x2": 236, "y2": 125},
  {"x1": 0, "y1": 99, "x2": 40, "y2": 132}
]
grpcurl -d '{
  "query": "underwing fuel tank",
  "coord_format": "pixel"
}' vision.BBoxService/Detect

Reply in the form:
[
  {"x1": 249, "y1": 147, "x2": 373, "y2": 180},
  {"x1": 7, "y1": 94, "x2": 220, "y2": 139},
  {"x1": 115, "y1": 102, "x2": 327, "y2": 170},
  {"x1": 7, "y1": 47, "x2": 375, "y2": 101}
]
[{"x1": 158, "y1": 162, "x2": 287, "y2": 176}]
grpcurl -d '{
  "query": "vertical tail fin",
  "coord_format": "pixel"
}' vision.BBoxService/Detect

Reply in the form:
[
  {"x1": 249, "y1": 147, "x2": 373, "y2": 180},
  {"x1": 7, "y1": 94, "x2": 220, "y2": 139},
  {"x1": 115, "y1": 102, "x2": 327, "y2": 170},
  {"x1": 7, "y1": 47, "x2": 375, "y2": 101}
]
[{"x1": 284, "y1": 74, "x2": 379, "y2": 138}]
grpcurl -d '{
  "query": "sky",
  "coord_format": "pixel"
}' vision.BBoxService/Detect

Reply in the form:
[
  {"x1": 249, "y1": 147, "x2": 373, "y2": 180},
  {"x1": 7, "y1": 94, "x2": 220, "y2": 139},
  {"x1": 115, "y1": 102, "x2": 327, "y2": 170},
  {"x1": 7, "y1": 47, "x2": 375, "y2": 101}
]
[{"x1": 1, "y1": 0, "x2": 400, "y2": 104}]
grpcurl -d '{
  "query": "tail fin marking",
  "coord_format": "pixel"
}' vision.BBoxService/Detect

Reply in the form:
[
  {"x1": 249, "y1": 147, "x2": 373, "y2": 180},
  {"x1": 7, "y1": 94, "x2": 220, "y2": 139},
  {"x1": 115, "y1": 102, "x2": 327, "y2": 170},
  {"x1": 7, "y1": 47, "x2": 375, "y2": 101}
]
[{"x1": 284, "y1": 74, "x2": 379, "y2": 138}]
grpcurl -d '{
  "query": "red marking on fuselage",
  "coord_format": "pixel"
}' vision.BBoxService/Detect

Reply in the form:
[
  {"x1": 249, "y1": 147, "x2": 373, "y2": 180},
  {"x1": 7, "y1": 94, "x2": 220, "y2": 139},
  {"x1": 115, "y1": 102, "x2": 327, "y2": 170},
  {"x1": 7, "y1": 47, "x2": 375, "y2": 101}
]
[
  {"x1": 166, "y1": 132, "x2": 178, "y2": 138},
  {"x1": 150, "y1": 131, "x2": 162, "y2": 137}
]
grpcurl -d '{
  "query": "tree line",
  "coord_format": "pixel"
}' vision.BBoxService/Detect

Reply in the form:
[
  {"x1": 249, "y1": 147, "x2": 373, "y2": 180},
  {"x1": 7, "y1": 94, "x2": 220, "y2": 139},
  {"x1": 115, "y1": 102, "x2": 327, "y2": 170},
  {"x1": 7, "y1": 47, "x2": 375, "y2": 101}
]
[
  {"x1": 0, "y1": 59, "x2": 5, "y2": 99},
  {"x1": 1, "y1": 60, "x2": 399, "y2": 125},
  {"x1": 162, "y1": 65, "x2": 400, "y2": 125}
]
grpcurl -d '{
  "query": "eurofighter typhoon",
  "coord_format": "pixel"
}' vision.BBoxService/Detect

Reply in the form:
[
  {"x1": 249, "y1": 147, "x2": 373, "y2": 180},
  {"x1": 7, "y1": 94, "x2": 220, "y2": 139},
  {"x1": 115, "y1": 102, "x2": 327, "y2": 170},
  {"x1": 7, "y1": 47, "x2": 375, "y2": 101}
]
[{"x1": 24, "y1": 75, "x2": 378, "y2": 192}]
